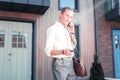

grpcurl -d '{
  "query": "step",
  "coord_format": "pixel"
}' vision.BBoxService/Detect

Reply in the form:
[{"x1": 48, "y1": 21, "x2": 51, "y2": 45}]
[{"x1": 105, "y1": 78, "x2": 120, "y2": 80}]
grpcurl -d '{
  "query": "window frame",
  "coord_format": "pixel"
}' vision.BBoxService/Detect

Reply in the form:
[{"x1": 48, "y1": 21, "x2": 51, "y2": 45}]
[
  {"x1": 58, "y1": 0, "x2": 80, "y2": 12},
  {"x1": 74, "y1": 24, "x2": 81, "y2": 58}
]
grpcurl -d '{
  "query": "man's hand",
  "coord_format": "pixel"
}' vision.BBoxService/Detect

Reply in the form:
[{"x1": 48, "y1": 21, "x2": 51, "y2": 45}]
[
  {"x1": 63, "y1": 49, "x2": 73, "y2": 57},
  {"x1": 67, "y1": 22, "x2": 75, "y2": 33}
]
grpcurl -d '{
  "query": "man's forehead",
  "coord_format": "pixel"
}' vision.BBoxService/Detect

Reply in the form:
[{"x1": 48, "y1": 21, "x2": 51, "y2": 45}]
[{"x1": 62, "y1": 10, "x2": 74, "y2": 15}]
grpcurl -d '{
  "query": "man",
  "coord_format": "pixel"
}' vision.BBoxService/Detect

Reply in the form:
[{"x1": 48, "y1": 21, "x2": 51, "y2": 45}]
[{"x1": 45, "y1": 7, "x2": 77, "y2": 80}]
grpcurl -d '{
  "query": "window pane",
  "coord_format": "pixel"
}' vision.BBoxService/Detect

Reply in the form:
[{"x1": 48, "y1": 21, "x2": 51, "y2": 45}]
[
  {"x1": 74, "y1": 25, "x2": 80, "y2": 58},
  {"x1": 12, "y1": 31, "x2": 28, "y2": 48},
  {"x1": 12, "y1": 32, "x2": 18, "y2": 36},
  {"x1": 0, "y1": 37, "x2": 4, "y2": 41},
  {"x1": 12, "y1": 37, "x2": 17, "y2": 42},
  {"x1": 0, "y1": 31, "x2": 5, "y2": 36},
  {"x1": 18, "y1": 32, "x2": 23, "y2": 38},
  {"x1": 0, "y1": 31, "x2": 5, "y2": 47},
  {"x1": 23, "y1": 43, "x2": 28, "y2": 48},
  {"x1": 112, "y1": 0, "x2": 119, "y2": 9},
  {"x1": 12, "y1": 43, "x2": 17, "y2": 48},
  {"x1": 18, "y1": 43, "x2": 22, "y2": 48},
  {"x1": 115, "y1": 35, "x2": 119, "y2": 49},
  {"x1": 18, "y1": 37, "x2": 22, "y2": 42},
  {"x1": 22, "y1": 32, "x2": 28, "y2": 43},
  {"x1": 0, "y1": 42, "x2": 4, "y2": 47},
  {"x1": 23, "y1": 32, "x2": 28, "y2": 38},
  {"x1": 60, "y1": 0, "x2": 75, "y2": 9}
]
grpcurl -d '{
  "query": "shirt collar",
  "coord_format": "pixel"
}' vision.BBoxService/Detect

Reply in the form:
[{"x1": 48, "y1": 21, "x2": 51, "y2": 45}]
[{"x1": 55, "y1": 21, "x2": 65, "y2": 28}]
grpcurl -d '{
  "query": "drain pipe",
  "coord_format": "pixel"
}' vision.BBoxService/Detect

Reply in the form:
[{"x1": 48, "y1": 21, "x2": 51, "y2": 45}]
[{"x1": 94, "y1": 0, "x2": 100, "y2": 62}]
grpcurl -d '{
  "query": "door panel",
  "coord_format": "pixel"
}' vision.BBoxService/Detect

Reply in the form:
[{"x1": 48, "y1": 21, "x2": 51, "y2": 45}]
[
  {"x1": 0, "y1": 20, "x2": 32, "y2": 80},
  {"x1": 112, "y1": 30, "x2": 120, "y2": 78}
]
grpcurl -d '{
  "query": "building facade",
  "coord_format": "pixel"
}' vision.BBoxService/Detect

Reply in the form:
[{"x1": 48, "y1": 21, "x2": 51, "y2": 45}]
[
  {"x1": 96, "y1": 0, "x2": 120, "y2": 79},
  {"x1": 0, "y1": 0, "x2": 96, "y2": 80}
]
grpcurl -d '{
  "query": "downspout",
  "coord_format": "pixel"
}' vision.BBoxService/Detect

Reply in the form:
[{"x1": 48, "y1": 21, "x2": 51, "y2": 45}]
[{"x1": 94, "y1": 0, "x2": 100, "y2": 62}]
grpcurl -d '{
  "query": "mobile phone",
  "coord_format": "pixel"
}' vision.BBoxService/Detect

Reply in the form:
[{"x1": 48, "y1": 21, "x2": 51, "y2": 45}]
[{"x1": 67, "y1": 22, "x2": 71, "y2": 27}]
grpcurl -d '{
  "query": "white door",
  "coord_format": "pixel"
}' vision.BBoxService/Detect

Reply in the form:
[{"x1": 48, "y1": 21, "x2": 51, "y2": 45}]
[{"x1": 0, "y1": 20, "x2": 32, "y2": 80}]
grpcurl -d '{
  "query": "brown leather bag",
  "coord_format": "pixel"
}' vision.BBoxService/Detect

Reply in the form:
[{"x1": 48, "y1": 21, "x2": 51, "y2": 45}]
[{"x1": 73, "y1": 57, "x2": 87, "y2": 77}]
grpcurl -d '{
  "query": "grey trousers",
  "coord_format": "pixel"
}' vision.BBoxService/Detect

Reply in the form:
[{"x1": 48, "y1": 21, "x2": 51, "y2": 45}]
[{"x1": 52, "y1": 58, "x2": 75, "y2": 80}]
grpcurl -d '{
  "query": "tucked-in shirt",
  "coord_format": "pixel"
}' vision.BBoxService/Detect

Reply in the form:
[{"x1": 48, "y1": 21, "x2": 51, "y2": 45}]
[{"x1": 45, "y1": 21, "x2": 75, "y2": 58}]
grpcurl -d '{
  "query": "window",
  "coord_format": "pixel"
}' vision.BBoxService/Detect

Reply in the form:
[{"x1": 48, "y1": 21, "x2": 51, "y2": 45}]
[
  {"x1": 111, "y1": 0, "x2": 119, "y2": 9},
  {"x1": 0, "y1": 31, "x2": 5, "y2": 47},
  {"x1": 59, "y1": 0, "x2": 79, "y2": 11},
  {"x1": 12, "y1": 32, "x2": 28, "y2": 48},
  {"x1": 104, "y1": 0, "x2": 119, "y2": 14},
  {"x1": 74, "y1": 25, "x2": 80, "y2": 58},
  {"x1": 104, "y1": 0, "x2": 111, "y2": 13},
  {"x1": 114, "y1": 35, "x2": 119, "y2": 49}
]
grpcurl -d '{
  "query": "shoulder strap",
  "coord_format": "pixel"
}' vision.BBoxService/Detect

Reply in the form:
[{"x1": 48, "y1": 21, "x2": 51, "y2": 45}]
[{"x1": 66, "y1": 28, "x2": 80, "y2": 59}]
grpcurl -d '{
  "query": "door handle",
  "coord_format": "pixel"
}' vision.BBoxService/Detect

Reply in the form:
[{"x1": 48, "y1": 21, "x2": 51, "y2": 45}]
[{"x1": 9, "y1": 53, "x2": 12, "y2": 56}]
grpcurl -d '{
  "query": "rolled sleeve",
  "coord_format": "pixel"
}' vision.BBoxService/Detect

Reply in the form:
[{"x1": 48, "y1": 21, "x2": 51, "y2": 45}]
[{"x1": 45, "y1": 27, "x2": 55, "y2": 56}]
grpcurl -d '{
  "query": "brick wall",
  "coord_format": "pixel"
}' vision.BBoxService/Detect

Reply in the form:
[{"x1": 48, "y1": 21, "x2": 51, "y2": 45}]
[{"x1": 96, "y1": 0, "x2": 120, "y2": 78}]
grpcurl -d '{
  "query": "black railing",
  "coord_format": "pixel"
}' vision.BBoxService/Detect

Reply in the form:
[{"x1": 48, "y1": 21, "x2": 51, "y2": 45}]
[
  {"x1": 105, "y1": 8, "x2": 120, "y2": 22},
  {"x1": 104, "y1": 0, "x2": 120, "y2": 22}
]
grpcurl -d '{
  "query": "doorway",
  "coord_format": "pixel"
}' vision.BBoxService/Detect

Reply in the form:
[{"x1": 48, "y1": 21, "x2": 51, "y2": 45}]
[
  {"x1": 0, "y1": 20, "x2": 33, "y2": 80},
  {"x1": 112, "y1": 29, "x2": 120, "y2": 78}
]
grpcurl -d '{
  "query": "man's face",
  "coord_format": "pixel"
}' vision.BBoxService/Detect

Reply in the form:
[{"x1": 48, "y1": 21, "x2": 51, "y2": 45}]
[{"x1": 60, "y1": 9, "x2": 74, "y2": 26}]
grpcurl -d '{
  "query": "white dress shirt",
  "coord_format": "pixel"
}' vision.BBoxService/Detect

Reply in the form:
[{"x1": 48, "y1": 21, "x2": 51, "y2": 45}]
[{"x1": 45, "y1": 21, "x2": 75, "y2": 58}]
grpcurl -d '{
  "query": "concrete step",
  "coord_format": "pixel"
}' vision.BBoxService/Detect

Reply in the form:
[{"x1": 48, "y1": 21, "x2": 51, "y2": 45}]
[{"x1": 105, "y1": 78, "x2": 120, "y2": 80}]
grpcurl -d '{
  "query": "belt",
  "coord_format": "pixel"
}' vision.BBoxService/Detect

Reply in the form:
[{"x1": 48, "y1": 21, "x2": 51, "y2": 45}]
[{"x1": 57, "y1": 57, "x2": 72, "y2": 60}]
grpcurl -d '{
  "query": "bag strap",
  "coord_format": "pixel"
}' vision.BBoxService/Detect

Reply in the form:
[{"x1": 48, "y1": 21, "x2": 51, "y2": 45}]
[{"x1": 66, "y1": 28, "x2": 80, "y2": 60}]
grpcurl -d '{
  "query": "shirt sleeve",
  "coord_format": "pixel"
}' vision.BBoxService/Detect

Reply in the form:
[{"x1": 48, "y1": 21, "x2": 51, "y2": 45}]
[{"x1": 45, "y1": 27, "x2": 55, "y2": 56}]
